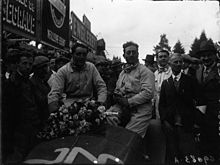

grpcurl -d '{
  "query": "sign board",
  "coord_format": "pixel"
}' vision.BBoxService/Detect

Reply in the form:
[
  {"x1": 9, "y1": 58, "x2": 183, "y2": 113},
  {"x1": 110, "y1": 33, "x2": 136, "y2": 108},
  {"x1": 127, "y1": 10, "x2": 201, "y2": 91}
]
[
  {"x1": 97, "y1": 39, "x2": 106, "y2": 50},
  {"x1": 71, "y1": 12, "x2": 97, "y2": 50},
  {"x1": 83, "y1": 14, "x2": 91, "y2": 31},
  {"x1": 2, "y1": 0, "x2": 37, "y2": 40},
  {"x1": 41, "y1": 0, "x2": 69, "y2": 50}
]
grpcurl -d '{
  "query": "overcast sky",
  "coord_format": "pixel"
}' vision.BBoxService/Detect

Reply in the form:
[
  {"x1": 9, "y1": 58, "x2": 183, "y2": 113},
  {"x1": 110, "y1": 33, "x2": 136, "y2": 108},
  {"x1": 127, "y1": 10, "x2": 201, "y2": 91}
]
[{"x1": 70, "y1": 0, "x2": 220, "y2": 63}]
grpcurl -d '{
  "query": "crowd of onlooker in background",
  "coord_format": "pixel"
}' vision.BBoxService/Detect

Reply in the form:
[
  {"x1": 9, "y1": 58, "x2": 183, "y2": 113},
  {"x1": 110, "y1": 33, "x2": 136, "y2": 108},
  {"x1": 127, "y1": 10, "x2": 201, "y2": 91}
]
[
  {"x1": 2, "y1": 47, "x2": 71, "y2": 163},
  {"x1": 1, "y1": 40, "x2": 220, "y2": 164},
  {"x1": 143, "y1": 41, "x2": 220, "y2": 164}
]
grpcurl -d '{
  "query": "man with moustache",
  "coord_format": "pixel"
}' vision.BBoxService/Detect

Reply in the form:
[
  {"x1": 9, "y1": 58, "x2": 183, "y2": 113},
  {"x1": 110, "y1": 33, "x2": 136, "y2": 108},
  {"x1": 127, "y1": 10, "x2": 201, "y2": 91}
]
[{"x1": 48, "y1": 43, "x2": 107, "y2": 112}]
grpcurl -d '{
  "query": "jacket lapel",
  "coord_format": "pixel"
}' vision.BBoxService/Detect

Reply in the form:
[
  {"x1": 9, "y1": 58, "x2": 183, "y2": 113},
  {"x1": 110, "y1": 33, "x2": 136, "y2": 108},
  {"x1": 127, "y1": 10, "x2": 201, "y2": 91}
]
[
  {"x1": 168, "y1": 76, "x2": 177, "y2": 93},
  {"x1": 178, "y1": 74, "x2": 186, "y2": 94},
  {"x1": 204, "y1": 66, "x2": 218, "y2": 84}
]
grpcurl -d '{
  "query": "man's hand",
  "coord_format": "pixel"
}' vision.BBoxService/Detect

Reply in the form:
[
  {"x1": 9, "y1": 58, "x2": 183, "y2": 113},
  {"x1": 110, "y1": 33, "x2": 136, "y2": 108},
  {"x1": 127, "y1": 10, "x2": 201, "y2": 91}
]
[{"x1": 106, "y1": 113, "x2": 120, "y2": 126}]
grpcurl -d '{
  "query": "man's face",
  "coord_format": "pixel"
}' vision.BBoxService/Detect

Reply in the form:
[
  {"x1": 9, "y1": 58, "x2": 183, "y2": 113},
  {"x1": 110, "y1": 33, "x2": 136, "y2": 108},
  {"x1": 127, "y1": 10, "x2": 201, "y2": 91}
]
[
  {"x1": 17, "y1": 56, "x2": 33, "y2": 77},
  {"x1": 123, "y1": 45, "x2": 139, "y2": 64},
  {"x1": 157, "y1": 52, "x2": 169, "y2": 67},
  {"x1": 170, "y1": 55, "x2": 183, "y2": 75},
  {"x1": 72, "y1": 47, "x2": 87, "y2": 68},
  {"x1": 200, "y1": 51, "x2": 216, "y2": 67},
  {"x1": 144, "y1": 61, "x2": 150, "y2": 67}
]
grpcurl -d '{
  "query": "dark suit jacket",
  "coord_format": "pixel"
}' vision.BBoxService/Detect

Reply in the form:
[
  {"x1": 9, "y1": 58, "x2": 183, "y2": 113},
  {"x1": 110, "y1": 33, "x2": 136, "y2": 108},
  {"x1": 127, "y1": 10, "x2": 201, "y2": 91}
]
[
  {"x1": 196, "y1": 64, "x2": 220, "y2": 124},
  {"x1": 30, "y1": 74, "x2": 50, "y2": 125},
  {"x1": 3, "y1": 72, "x2": 41, "y2": 132},
  {"x1": 159, "y1": 74, "x2": 201, "y2": 131}
]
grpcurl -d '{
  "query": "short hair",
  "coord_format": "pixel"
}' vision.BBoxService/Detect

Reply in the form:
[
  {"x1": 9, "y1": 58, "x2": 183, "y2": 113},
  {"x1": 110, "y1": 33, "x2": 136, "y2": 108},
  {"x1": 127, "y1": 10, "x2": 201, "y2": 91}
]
[
  {"x1": 71, "y1": 43, "x2": 88, "y2": 54},
  {"x1": 122, "y1": 41, "x2": 139, "y2": 53},
  {"x1": 156, "y1": 49, "x2": 170, "y2": 58}
]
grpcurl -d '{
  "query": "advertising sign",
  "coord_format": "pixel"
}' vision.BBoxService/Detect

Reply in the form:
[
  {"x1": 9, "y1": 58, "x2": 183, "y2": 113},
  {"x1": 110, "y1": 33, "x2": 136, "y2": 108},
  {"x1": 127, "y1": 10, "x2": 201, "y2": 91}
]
[
  {"x1": 83, "y1": 14, "x2": 91, "y2": 31},
  {"x1": 71, "y1": 11, "x2": 97, "y2": 50},
  {"x1": 41, "y1": 0, "x2": 69, "y2": 50},
  {"x1": 2, "y1": 0, "x2": 37, "y2": 40}
]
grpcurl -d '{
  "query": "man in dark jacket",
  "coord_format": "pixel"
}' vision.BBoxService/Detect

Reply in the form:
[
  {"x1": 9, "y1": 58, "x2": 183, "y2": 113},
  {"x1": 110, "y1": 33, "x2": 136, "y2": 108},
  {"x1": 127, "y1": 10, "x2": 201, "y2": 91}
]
[
  {"x1": 159, "y1": 53, "x2": 204, "y2": 163},
  {"x1": 195, "y1": 41, "x2": 220, "y2": 161},
  {"x1": 3, "y1": 50, "x2": 40, "y2": 163},
  {"x1": 30, "y1": 56, "x2": 51, "y2": 128}
]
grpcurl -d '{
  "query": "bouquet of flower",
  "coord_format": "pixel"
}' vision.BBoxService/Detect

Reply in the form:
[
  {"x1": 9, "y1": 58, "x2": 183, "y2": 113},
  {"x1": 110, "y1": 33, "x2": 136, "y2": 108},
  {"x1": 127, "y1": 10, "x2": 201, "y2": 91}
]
[{"x1": 37, "y1": 100, "x2": 106, "y2": 140}]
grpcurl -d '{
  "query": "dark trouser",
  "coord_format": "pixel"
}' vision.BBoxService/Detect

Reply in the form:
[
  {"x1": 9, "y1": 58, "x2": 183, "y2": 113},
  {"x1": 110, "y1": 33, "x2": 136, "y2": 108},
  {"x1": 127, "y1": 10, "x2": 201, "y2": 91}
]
[
  {"x1": 144, "y1": 119, "x2": 166, "y2": 164},
  {"x1": 200, "y1": 120, "x2": 220, "y2": 159},
  {"x1": 12, "y1": 124, "x2": 42, "y2": 162},
  {"x1": 163, "y1": 125, "x2": 196, "y2": 160}
]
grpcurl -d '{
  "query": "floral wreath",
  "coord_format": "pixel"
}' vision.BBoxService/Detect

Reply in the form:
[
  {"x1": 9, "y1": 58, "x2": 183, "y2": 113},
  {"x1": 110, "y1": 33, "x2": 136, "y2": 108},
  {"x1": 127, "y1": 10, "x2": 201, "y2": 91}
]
[{"x1": 37, "y1": 99, "x2": 107, "y2": 140}]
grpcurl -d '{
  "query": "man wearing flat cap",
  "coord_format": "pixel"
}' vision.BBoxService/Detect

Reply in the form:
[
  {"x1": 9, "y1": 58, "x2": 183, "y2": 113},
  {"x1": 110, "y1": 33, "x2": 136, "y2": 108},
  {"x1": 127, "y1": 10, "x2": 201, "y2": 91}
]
[
  {"x1": 195, "y1": 41, "x2": 220, "y2": 162},
  {"x1": 30, "y1": 56, "x2": 51, "y2": 131},
  {"x1": 142, "y1": 54, "x2": 156, "y2": 72}
]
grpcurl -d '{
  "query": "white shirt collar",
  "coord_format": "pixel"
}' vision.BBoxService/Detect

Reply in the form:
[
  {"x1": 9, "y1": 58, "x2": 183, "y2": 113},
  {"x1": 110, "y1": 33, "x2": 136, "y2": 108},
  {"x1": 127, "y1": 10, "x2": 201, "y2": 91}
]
[
  {"x1": 172, "y1": 72, "x2": 182, "y2": 81},
  {"x1": 182, "y1": 68, "x2": 189, "y2": 74}
]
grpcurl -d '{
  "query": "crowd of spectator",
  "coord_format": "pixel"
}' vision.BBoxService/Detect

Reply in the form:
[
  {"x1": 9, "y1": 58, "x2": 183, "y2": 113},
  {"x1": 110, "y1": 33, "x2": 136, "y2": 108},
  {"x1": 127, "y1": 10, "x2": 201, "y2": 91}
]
[{"x1": 1, "y1": 40, "x2": 220, "y2": 164}]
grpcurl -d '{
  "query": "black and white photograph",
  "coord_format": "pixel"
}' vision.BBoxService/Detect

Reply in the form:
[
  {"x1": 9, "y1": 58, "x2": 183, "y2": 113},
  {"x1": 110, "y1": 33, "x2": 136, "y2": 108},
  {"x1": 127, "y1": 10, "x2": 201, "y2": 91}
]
[{"x1": 1, "y1": 0, "x2": 220, "y2": 164}]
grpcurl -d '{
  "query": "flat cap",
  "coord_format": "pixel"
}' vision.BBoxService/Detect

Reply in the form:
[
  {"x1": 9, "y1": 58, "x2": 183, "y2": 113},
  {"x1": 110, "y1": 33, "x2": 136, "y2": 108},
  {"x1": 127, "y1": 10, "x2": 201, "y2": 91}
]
[{"x1": 33, "y1": 56, "x2": 49, "y2": 69}]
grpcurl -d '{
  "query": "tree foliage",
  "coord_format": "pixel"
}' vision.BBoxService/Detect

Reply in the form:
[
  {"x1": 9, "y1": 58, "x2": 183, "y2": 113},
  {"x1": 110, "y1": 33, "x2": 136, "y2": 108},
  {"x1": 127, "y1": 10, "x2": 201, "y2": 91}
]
[
  {"x1": 189, "y1": 30, "x2": 215, "y2": 58},
  {"x1": 172, "y1": 40, "x2": 185, "y2": 54},
  {"x1": 153, "y1": 34, "x2": 171, "y2": 54}
]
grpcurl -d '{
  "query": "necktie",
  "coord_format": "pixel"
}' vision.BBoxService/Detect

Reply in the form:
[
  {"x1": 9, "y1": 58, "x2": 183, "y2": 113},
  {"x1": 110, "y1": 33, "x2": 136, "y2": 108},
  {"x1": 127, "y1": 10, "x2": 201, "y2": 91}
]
[
  {"x1": 203, "y1": 68, "x2": 209, "y2": 82},
  {"x1": 174, "y1": 76, "x2": 179, "y2": 90}
]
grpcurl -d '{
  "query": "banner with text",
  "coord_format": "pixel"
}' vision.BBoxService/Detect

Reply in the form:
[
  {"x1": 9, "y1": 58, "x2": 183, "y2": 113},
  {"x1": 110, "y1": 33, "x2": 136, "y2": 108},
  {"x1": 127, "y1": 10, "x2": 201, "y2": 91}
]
[
  {"x1": 71, "y1": 12, "x2": 97, "y2": 50},
  {"x1": 2, "y1": 0, "x2": 37, "y2": 40},
  {"x1": 41, "y1": 0, "x2": 69, "y2": 50}
]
